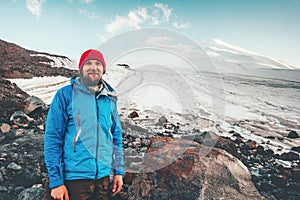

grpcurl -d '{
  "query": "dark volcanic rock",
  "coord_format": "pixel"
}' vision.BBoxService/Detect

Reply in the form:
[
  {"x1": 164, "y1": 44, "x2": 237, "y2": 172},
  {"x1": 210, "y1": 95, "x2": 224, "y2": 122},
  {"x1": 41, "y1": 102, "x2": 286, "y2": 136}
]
[
  {"x1": 128, "y1": 111, "x2": 139, "y2": 118},
  {"x1": 291, "y1": 146, "x2": 300, "y2": 153},
  {"x1": 287, "y1": 130, "x2": 299, "y2": 139},
  {"x1": 277, "y1": 152, "x2": 300, "y2": 161},
  {"x1": 0, "y1": 78, "x2": 29, "y2": 123},
  {"x1": 215, "y1": 136, "x2": 239, "y2": 158},
  {"x1": 0, "y1": 39, "x2": 76, "y2": 78},
  {"x1": 17, "y1": 187, "x2": 44, "y2": 200}
]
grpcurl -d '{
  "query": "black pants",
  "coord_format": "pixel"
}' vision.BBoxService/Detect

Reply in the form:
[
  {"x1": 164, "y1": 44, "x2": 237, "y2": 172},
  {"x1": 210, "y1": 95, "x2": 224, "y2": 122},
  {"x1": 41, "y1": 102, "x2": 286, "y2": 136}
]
[{"x1": 64, "y1": 176, "x2": 110, "y2": 200}]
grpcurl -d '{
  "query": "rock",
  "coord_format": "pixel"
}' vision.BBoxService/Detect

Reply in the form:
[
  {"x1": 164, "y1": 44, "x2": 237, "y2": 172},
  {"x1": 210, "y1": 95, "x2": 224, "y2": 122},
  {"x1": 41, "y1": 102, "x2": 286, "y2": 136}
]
[
  {"x1": 37, "y1": 125, "x2": 44, "y2": 131},
  {"x1": 277, "y1": 152, "x2": 299, "y2": 161},
  {"x1": 215, "y1": 137, "x2": 239, "y2": 158},
  {"x1": 10, "y1": 111, "x2": 34, "y2": 127},
  {"x1": 233, "y1": 133, "x2": 242, "y2": 138},
  {"x1": 0, "y1": 123, "x2": 11, "y2": 133},
  {"x1": 157, "y1": 116, "x2": 168, "y2": 126},
  {"x1": 256, "y1": 145, "x2": 267, "y2": 155},
  {"x1": 128, "y1": 111, "x2": 139, "y2": 118},
  {"x1": 0, "y1": 171, "x2": 4, "y2": 182},
  {"x1": 287, "y1": 130, "x2": 299, "y2": 139},
  {"x1": 243, "y1": 140, "x2": 257, "y2": 150},
  {"x1": 270, "y1": 174, "x2": 288, "y2": 186},
  {"x1": 15, "y1": 129, "x2": 26, "y2": 136},
  {"x1": 17, "y1": 187, "x2": 44, "y2": 200},
  {"x1": 266, "y1": 136, "x2": 275, "y2": 139},
  {"x1": 0, "y1": 78, "x2": 29, "y2": 123},
  {"x1": 291, "y1": 146, "x2": 300, "y2": 153},
  {"x1": 7, "y1": 162, "x2": 22, "y2": 171},
  {"x1": 191, "y1": 131, "x2": 219, "y2": 147},
  {"x1": 0, "y1": 185, "x2": 8, "y2": 192},
  {"x1": 291, "y1": 168, "x2": 300, "y2": 181},
  {"x1": 23, "y1": 96, "x2": 45, "y2": 114},
  {"x1": 122, "y1": 137, "x2": 263, "y2": 199}
]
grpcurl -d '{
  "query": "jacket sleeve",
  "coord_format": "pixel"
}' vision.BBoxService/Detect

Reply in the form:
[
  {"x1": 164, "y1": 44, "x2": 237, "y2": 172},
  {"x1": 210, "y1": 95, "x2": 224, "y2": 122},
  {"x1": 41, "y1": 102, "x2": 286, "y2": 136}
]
[
  {"x1": 111, "y1": 98, "x2": 125, "y2": 175},
  {"x1": 44, "y1": 88, "x2": 68, "y2": 189}
]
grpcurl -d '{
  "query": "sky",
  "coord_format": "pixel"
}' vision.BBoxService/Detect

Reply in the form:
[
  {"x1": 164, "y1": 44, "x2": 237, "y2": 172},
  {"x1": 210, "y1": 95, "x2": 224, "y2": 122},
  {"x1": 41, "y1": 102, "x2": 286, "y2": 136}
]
[{"x1": 1, "y1": 0, "x2": 300, "y2": 67}]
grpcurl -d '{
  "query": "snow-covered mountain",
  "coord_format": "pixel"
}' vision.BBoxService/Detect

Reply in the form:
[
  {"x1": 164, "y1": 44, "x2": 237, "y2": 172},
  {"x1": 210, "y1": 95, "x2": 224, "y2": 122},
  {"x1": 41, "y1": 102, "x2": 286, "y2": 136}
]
[{"x1": 203, "y1": 39, "x2": 299, "y2": 72}]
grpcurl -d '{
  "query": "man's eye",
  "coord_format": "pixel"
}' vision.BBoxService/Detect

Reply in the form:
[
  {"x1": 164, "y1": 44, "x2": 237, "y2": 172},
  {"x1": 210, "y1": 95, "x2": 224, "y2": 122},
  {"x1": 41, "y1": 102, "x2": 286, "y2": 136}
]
[{"x1": 95, "y1": 62, "x2": 101, "y2": 66}]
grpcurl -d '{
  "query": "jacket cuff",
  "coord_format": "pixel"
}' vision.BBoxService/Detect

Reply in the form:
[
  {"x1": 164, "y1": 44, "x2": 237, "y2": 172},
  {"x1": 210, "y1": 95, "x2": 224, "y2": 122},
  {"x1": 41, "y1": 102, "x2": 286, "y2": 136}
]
[
  {"x1": 114, "y1": 169, "x2": 125, "y2": 176},
  {"x1": 49, "y1": 179, "x2": 64, "y2": 189}
]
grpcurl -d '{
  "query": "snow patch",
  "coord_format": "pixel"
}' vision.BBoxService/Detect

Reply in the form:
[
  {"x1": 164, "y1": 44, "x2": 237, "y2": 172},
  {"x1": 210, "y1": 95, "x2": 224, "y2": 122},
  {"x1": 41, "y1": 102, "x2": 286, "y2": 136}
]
[{"x1": 30, "y1": 54, "x2": 77, "y2": 70}]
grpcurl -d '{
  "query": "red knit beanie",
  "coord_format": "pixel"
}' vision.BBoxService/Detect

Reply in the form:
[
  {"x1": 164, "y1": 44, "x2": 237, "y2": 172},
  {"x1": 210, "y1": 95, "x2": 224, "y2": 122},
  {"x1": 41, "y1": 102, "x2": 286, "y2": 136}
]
[{"x1": 78, "y1": 49, "x2": 106, "y2": 74}]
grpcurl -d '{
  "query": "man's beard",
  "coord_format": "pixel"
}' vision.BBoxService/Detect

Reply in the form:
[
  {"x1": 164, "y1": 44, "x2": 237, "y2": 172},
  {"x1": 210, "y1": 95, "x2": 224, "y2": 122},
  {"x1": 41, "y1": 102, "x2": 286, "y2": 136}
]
[{"x1": 81, "y1": 71, "x2": 101, "y2": 87}]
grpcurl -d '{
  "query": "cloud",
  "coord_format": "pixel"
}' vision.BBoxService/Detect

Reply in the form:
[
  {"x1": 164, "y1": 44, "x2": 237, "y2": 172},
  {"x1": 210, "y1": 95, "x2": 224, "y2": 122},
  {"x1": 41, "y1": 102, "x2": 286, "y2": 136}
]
[
  {"x1": 106, "y1": 7, "x2": 149, "y2": 33},
  {"x1": 154, "y1": 3, "x2": 172, "y2": 21},
  {"x1": 78, "y1": 8, "x2": 101, "y2": 19},
  {"x1": 26, "y1": 0, "x2": 46, "y2": 17},
  {"x1": 106, "y1": 3, "x2": 176, "y2": 34},
  {"x1": 79, "y1": 0, "x2": 94, "y2": 3},
  {"x1": 173, "y1": 21, "x2": 191, "y2": 29},
  {"x1": 105, "y1": 3, "x2": 191, "y2": 34}
]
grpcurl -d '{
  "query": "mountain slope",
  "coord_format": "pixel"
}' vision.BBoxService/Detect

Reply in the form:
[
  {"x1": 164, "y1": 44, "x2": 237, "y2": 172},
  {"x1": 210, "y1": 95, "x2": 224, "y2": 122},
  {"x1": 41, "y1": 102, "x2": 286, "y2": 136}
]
[
  {"x1": 0, "y1": 39, "x2": 77, "y2": 78},
  {"x1": 203, "y1": 39, "x2": 299, "y2": 72}
]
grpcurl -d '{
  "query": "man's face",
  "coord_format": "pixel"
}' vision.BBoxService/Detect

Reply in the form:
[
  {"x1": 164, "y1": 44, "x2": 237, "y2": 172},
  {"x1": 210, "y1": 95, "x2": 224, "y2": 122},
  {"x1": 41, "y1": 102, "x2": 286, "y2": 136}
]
[{"x1": 81, "y1": 59, "x2": 104, "y2": 86}]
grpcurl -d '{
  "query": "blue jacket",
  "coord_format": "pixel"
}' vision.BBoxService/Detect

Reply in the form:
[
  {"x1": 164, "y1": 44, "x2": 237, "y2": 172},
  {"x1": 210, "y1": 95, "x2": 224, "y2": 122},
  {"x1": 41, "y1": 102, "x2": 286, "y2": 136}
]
[{"x1": 44, "y1": 76, "x2": 124, "y2": 189}]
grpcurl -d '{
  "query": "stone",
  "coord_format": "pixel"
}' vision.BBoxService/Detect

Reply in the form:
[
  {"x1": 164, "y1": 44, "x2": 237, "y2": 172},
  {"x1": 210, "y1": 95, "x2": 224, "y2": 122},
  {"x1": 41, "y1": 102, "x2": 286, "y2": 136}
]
[
  {"x1": 277, "y1": 152, "x2": 299, "y2": 161},
  {"x1": 37, "y1": 125, "x2": 44, "y2": 131},
  {"x1": 122, "y1": 137, "x2": 263, "y2": 199},
  {"x1": 291, "y1": 146, "x2": 300, "y2": 153},
  {"x1": 17, "y1": 187, "x2": 44, "y2": 200},
  {"x1": 10, "y1": 111, "x2": 34, "y2": 127},
  {"x1": 128, "y1": 111, "x2": 139, "y2": 118},
  {"x1": 287, "y1": 130, "x2": 299, "y2": 139},
  {"x1": 7, "y1": 162, "x2": 22, "y2": 171},
  {"x1": 244, "y1": 140, "x2": 257, "y2": 150},
  {"x1": 215, "y1": 136, "x2": 239, "y2": 158},
  {"x1": 0, "y1": 171, "x2": 4, "y2": 182},
  {"x1": 157, "y1": 116, "x2": 168, "y2": 126},
  {"x1": 0, "y1": 185, "x2": 8, "y2": 192},
  {"x1": 16, "y1": 129, "x2": 26, "y2": 136},
  {"x1": 0, "y1": 123, "x2": 11, "y2": 133},
  {"x1": 23, "y1": 96, "x2": 45, "y2": 114}
]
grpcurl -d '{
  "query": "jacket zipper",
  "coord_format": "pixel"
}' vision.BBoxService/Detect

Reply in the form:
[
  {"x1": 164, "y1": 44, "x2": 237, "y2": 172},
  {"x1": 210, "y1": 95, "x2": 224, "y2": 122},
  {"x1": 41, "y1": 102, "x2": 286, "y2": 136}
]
[
  {"x1": 73, "y1": 114, "x2": 81, "y2": 147},
  {"x1": 95, "y1": 97, "x2": 99, "y2": 179}
]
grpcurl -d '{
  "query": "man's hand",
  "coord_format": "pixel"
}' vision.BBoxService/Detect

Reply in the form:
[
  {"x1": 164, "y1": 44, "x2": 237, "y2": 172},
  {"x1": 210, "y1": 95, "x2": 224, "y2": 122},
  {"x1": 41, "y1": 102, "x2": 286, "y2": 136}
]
[
  {"x1": 112, "y1": 175, "x2": 123, "y2": 196},
  {"x1": 51, "y1": 185, "x2": 69, "y2": 200}
]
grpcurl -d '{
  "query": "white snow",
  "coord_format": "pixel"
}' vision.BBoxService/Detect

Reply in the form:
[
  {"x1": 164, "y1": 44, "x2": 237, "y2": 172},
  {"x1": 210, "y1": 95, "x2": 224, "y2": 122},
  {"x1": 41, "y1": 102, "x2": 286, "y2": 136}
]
[
  {"x1": 204, "y1": 39, "x2": 300, "y2": 70},
  {"x1": 8, "y1": 76, "x2": 70, "y2": 104},
  {"x1": 212, "y1": 39, "x2": 260, "y2": 56},
  {"x1": 30, "y1": 53, "x2": 77, "y2": 70}
]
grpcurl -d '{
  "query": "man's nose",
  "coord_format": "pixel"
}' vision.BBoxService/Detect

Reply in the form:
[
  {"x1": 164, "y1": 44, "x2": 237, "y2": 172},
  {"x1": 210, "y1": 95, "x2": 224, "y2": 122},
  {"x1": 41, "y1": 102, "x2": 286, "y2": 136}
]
[{"x1": 89, "y1": 64, "x2": 97, "y2": 70}]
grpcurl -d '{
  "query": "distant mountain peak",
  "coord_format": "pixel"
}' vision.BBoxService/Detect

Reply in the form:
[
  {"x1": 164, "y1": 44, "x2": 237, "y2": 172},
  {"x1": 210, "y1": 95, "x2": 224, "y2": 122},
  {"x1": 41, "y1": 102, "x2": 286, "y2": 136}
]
[
  {"x1": 203, "y1": 38, "x2": 299, "y2": 70},
  {"x1": 210, "y1": 39, "x2": 260, "y2": 56}
]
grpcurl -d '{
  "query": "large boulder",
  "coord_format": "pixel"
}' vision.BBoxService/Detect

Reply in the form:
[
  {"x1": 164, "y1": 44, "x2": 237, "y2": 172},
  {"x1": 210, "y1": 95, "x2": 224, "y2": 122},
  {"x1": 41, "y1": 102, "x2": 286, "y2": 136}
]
[
  {"x1": 119, "y1": 137, "x2": 263, "y2": 200},
  {"x1": 0, "y1": 78, "x2": 29, "y2": 123}
]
